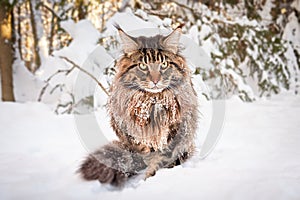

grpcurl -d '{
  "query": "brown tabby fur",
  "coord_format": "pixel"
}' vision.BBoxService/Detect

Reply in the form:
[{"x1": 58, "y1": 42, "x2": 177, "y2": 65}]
[{"x1": 79, "y1": 25, "x2": 198, "y2": 187}]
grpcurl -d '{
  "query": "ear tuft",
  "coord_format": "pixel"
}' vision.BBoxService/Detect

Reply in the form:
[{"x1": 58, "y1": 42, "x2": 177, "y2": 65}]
[
  {"x1": 115, "y1": 24, "x2": 139, "y2": 54},
  {"x1": 162, "y1": 26, "x2": 182, "y2": 54}
]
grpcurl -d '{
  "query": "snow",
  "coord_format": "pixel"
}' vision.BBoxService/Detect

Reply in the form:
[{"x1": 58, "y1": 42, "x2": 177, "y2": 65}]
[
  {"x1": 12, "y1": 59, "x2": 50, "y2": 103},
  {"x1": 292, "y1": 0, "x2": 300, "y2": 12},
  {"x1": 258, "y1": 0, "x2": 274, "y2": 24},
  {"x1": 220, "y1": 67, "x2": 255, "y2": 99},
  {"x1": 1, "y1": 92, "x2": 300, "y2": 199},
  {"x1": 54, "y1": 19, "x2": 100, "y2": 65},
  {"x1": 37, "y1": 19, "x2": 101, "y2": 83},
  {"x1": 105, "y1": 8, "x2": 157, "y2": 34},
  {"x1": 1, "y1": 2, "x2": 300, "y2": 199},
  {"x1": 283, "y1": 7, "x2": 300, "y2": 94}
]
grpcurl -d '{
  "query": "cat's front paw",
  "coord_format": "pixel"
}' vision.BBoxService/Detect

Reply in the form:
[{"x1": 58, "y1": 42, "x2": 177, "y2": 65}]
[{"x1": 144, "y1": 169, "x2": 156, "y2": 180}]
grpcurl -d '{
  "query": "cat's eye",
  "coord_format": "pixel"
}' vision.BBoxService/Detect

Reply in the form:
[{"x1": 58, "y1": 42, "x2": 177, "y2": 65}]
[
  {"x1": 139, "y1": 63, "x2": 148, "y2": 71},
  {"x1": 160, "y1": 61, "x2": 168, "y2": 69}
]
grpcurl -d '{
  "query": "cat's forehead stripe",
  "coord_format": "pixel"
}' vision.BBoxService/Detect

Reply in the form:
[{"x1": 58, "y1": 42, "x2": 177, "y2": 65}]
[
  {"x1": 149, "y1": 49, "x2": 155, "y2": 62},
  {"x1": 139, "y1": 48, "x2": 168, "y2": 63}
]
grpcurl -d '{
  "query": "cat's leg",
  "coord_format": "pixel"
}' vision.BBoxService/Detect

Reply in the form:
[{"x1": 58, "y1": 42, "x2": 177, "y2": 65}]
[
  {"x1": 144, "y1": 116, "x2": 197, "y2": 179},
  {"x1": 143, "y1": 153, "x2": 164, "y2": 178},
  {"x1": 144, "y1": 140, "x2": 195, "y2": 179},
  {"x1": 78, "y1": 141, "x2": 147, "y2": 187},
  {"x1": 166, "y1": 150, "x2": 193, "y2": 168}
]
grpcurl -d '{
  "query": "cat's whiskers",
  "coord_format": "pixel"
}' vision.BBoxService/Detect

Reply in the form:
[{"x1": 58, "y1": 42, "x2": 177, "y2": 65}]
[
  {"x1": 123, "y1": 82, "x2": 141, "y2": 90},
  {"x1": 166, "y1": 85, "x2": 175, "y2": 91}
]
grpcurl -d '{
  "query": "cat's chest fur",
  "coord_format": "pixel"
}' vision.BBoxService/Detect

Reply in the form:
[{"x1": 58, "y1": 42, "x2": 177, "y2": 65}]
[
  {"x1": 109, "y1": 86, "x2": 181, "y2": 150},
  {"x1": 128, "y1": 91, "x2": 180, "y2": 127}
]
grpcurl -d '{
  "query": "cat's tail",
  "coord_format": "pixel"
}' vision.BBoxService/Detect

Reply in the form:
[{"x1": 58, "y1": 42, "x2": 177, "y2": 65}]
[{"x1": 78, "y1": 141, "x2": 147, "y2": 187}]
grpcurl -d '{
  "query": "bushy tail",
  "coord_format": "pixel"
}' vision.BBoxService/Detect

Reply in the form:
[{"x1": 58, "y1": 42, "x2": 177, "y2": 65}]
[{"x1": 78, "y1": 141, "x2": 147, "y2": 187}]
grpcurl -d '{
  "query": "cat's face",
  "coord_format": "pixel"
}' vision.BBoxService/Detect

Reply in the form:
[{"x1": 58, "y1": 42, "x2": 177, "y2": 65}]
[
  {"x1": 115, "y1": 25, "x2": 189, "y2": 93},
  {"x1": 120, "y1": 49, "x2": 186, "y2": 93}
]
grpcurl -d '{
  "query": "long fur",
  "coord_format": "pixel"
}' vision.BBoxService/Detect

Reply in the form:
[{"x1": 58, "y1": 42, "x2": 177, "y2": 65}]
[{"x1": 78, "y1": 26, "x2": 198, "y2": 187}]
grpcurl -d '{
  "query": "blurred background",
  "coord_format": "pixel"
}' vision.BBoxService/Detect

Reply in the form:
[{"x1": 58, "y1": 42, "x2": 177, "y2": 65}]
[{"x1": 0, "y1": 0, "x2": 299, "y2": 112}]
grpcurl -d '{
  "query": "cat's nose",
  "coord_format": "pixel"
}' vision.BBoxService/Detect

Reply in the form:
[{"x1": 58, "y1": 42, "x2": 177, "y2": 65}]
[
  {"x1": 150, "y1": 71, "x2": 161, "y2": 85},
  {"x1": 152, "y1": 79, "x2": 159, "y2": 85}
]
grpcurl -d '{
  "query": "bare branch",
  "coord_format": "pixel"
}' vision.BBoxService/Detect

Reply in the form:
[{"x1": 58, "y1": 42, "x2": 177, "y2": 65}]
[
  {"x1": 37, "y1": 83, "x2": 49, "y2": 102},
  {"x1": 37, "y1": 2, "x2": 61, "y2": 21},
  {"x1": 37, "y1": 66, "x2": 75, "y2": 101},
  {"x1": 59, "y1": 56, "x2": 109, "y2": 96},
  {"x1": 54, "y1": 92, "x2": 75, "y2": 114}
]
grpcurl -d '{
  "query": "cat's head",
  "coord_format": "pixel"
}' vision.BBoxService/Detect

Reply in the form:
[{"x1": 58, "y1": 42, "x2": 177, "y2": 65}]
[{"x1": 115, "y1": 25, "x2": 190, "y2": 93}]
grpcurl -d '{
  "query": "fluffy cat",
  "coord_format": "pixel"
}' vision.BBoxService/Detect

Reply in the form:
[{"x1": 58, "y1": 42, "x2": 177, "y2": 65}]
[{"x1": 78, "y1": 25, "x2": 198, "y2": 187}]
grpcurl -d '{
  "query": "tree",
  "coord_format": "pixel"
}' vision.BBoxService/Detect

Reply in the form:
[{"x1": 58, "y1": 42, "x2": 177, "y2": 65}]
[
  {"x1": 127, "y1": 0, "x2": 297, "y2": 101},
  {"x1": 28, "y1": 0, "x2": 41, "y2": 72},
  {"x1": 0, "y1": 1, "x2": 15, "y2": 101}
]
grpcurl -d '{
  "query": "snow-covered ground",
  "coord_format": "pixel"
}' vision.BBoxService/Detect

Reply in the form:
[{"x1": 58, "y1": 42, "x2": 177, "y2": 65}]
[{"x1": 0, "y1": 92, "x2": 300, "y2": 200}]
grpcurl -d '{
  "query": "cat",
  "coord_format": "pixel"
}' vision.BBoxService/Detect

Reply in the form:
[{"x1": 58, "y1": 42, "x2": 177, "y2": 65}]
[{"x1": 78, "y1": 24, "x2": 198, "y2": 187}]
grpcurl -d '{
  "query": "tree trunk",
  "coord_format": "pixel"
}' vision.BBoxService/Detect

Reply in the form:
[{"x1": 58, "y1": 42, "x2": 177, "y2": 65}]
[
  {"x1": 48, "y1": 3, "x2": 57, "y2": 55},
  {"x1": 17, "y1": 4, "x2": 23, "y2": 60},
  {"x1": 0, "y1": 5, "x2": 15, "y2": 101},
  {"x1": 28, "y1": 0, "x2": 41, "y2": 72},
  {"x1": 74, "y1": 0, "x2": 88, "y2": 21}
]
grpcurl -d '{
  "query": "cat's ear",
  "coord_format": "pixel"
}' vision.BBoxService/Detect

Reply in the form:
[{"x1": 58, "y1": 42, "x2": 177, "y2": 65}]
[
  {"x1": 114, "y1": 24, "x2": 139, "y2": 54},
  {"x1": 162, "y1": 26, "x2": 182, "y2": 54}
]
